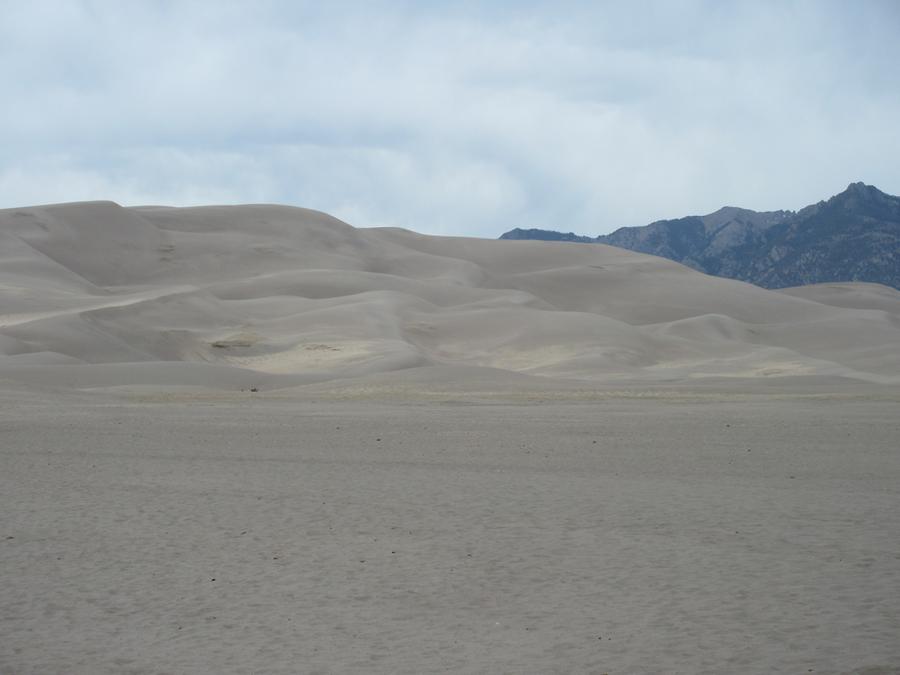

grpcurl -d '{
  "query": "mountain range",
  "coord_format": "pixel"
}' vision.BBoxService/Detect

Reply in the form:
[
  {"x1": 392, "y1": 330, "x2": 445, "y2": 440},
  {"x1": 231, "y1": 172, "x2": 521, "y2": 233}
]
[{"x1": 499, "y1": 182, "x2": 900, "y2": 289}]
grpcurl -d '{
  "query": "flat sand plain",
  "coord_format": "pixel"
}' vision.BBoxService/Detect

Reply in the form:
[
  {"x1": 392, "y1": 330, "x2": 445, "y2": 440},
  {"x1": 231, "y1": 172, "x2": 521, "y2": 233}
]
[
  {"x1": 2, "y1": 382, "x2": 899, "y2": 675},
  {"x1": 2, "y1": 201, "x2": 899, "y2": 673}
]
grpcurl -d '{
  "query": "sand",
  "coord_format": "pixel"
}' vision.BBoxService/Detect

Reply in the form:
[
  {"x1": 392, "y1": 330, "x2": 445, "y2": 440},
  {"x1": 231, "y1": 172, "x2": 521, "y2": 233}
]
[
  {"x1": 2, "y1": 200, "x2": 899, "y2": 388},
  {"x1": 2, "y1": 201, "x2": 899, "y2": 673},
  {"x1": 2, "y1": 385, "x2": 899, "y2": 674}
]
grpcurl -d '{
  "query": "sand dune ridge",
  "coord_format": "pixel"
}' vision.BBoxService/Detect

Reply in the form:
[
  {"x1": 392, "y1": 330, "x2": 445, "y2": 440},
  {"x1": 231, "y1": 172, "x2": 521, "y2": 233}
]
[{"x1": 2, "y1": 201, "x2": 899, "y2": 390}]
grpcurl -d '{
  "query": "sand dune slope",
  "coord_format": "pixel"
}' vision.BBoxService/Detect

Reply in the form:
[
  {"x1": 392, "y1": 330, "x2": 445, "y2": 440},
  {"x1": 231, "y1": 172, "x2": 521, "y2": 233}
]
[{"x1": 2, "y1": 201, "x2": 899, "y2": 389}]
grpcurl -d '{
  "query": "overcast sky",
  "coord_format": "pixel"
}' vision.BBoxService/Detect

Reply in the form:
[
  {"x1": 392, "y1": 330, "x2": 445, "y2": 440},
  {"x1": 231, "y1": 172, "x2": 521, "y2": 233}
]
[{"x1": 1, "y1": 1, "x2": 898, "y2": 236}]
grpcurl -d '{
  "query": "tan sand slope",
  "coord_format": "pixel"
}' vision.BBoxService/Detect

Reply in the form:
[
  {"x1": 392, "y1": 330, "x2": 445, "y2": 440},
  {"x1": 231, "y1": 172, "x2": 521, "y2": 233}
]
[
  {"x1": 2, "y1": 200, "x2": 899, "y2": 389},
  {"x1": 2, "y1": 390, "x2": 899, "y2": 674}
]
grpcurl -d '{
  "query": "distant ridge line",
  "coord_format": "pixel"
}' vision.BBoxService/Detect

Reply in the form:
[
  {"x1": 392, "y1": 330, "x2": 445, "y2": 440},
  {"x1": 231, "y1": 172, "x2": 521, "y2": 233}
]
[{"x1": 500, "y1": 182, "x2": 900, "y2": 290}]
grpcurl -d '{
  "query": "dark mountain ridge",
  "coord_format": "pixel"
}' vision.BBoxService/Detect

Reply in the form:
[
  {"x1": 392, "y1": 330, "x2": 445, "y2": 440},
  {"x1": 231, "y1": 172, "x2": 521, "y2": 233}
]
[{"x1": 500, "y1": 182, "x2": 900, "y2": 289}]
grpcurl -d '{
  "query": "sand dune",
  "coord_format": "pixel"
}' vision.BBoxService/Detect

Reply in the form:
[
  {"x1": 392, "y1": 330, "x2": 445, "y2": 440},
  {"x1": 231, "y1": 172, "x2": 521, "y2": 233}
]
[
  {"x1": 779, "y1": 282, "x2": 900, "y2": 315},
  {"x1": 2, "y1": 201, "x2": 899, "y2": 390},
  {"x1": 3, "y1": 201, "x2": 900, "y2": 675}
]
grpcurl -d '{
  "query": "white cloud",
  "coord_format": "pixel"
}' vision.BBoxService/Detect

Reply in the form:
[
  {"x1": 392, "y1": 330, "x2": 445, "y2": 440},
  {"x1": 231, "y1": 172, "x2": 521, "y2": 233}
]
[{"x1": 1, "y1": 0, "x2": 899, "y2": 235}]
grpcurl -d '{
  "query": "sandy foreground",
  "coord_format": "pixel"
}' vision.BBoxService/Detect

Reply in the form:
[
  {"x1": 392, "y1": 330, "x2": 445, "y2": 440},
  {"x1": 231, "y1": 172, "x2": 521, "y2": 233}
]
[
  {"x1": 2, "y1": 201, "x2": 900, "y2": 673},
  {"x1": 2, "y1": 382, "x2": 899, "y2": 675}
]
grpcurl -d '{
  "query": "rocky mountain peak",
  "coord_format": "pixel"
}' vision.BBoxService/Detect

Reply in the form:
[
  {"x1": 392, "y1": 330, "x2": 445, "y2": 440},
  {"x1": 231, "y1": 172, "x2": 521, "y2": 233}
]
[
  {"x1": 498, "y1": 183, "x2": 900, "y2": 289},
  {"x1": 815, "y1": 181, "x2": 900, "y2": 221}
]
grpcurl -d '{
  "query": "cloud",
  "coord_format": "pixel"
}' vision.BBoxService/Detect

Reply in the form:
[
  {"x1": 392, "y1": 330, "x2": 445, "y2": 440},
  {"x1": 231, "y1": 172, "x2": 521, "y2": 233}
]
[{"x1": 1, "y1": 0, "x2": 899, "y2": 236}]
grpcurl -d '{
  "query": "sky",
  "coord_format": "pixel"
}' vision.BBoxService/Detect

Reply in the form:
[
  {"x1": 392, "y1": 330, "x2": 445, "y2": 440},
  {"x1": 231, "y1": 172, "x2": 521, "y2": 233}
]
[{"x1": 1, "y1": 1, "x2": 899, "y2": 237}]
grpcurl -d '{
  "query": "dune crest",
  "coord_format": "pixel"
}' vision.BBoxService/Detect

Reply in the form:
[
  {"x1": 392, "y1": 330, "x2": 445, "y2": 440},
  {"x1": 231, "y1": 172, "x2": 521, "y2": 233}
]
[{"x1": 2, "y1": 202, "x2": 899, "y2": 390}]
